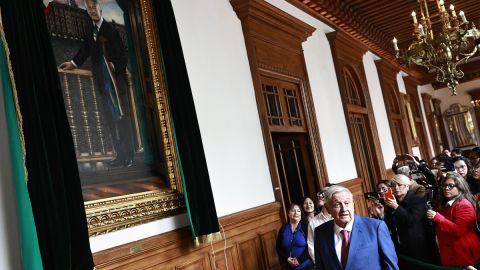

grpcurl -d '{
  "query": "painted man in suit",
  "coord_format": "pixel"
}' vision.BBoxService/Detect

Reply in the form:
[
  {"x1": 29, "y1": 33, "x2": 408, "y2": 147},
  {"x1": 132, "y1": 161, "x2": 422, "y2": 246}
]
[
  {"x1": 59, "y1": 0, "x2": 134, "y2": 167},
  {"x1": 314, "y1": 185, "x2": 398, "y2": 270}
]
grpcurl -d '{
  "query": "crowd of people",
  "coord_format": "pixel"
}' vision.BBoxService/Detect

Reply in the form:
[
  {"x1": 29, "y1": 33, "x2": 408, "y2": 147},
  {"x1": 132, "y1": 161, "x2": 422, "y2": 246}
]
[{"x1": 276, "y1": 148, "x2": 480, "y2": 270}]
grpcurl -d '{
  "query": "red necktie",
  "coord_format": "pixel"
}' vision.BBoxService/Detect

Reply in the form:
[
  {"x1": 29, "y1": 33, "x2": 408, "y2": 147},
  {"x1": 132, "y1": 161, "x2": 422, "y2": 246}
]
[{"x1": 341, "y1": 230, "x2": 350, "y2": 269}]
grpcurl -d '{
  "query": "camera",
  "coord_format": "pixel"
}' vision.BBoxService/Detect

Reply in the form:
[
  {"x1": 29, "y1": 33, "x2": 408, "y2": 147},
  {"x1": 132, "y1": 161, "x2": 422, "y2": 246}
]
[
  {"x1": 364, "y1": 192, "x2": 385, "y2": 203},
  {"x1": 364, "y1": 192, "x2": 380, "y2": 200}
]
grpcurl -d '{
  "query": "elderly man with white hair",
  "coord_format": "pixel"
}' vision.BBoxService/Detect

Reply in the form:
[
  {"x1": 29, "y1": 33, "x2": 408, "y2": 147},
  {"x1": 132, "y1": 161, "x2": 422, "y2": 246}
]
[
  {"x1": 314, "y1": 185, "x2": 398, "y2": 270},
  {"x1": 373, "y1": 174, "x2": 438, "y2": 270}
]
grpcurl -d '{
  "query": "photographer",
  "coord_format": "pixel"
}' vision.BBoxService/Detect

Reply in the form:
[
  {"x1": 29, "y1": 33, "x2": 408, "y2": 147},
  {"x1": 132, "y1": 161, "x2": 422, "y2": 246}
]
[
  {"x1": 374, "y1": 174, "x2": 438, "y2": 270},
  {"x1": 396, "y1": 165, "x2": 426, "y2": 198},
  {"x1": 393, "y1": 154, "x2": 437, "y2": 198}
]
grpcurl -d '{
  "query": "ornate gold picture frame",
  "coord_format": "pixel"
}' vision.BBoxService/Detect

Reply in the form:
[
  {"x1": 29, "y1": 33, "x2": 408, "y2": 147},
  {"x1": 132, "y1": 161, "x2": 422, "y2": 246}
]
[
  {"x1": 44, "y1": 0, "x2": 184, "y2": 236},
  {"x1": 444, "y1": 103, "x2": 477, "y2": 148}
]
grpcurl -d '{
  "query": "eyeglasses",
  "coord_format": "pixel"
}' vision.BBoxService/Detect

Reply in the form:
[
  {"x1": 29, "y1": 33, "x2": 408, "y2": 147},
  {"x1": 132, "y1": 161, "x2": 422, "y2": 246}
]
[
  {"x1": 442, "y1": 183, "x2": 457, "y2": 190},
  {"x1": 317, "y1": 192, "x2": 325, "y2": 198},
  {"x1": 454, "y1": 165, "x2": 467, "y2": 170}
]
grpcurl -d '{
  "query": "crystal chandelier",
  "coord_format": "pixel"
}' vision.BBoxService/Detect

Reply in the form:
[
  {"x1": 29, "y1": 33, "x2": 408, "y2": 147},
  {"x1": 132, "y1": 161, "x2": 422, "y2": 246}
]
[{"x1": 393, "y1": 0, "x2": 480, "y2": 95}]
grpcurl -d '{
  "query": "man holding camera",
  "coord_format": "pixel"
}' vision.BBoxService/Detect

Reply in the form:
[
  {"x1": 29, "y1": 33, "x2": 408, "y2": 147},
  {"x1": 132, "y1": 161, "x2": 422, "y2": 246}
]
[{"x1": 373, "y1": 174, "x2": 438, "y2": 270}]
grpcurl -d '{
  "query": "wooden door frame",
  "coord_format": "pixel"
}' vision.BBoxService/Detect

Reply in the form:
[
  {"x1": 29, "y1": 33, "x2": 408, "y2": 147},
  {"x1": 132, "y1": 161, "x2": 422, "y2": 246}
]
[
  {"x1": 422, "y1": 93, "x2": 443, "y2": 154},
  {"x1": 327, "y1": 31, "x2": 387, "y2": 193},
  {"x1": 375, "y1": 59, "x2": 411, "y2": 155},
  {"x1": 403, "y1": 76, "x2": 433, "y2": 161},
  {"x1": 231, "y1": 0, "x2": 329, "y2": 221},
  {"x1": 431, "y1": 98, "x2": 450, "y2": 151}
]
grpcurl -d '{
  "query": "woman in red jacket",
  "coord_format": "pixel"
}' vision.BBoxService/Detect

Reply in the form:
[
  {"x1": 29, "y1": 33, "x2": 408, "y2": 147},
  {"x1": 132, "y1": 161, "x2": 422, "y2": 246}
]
[{"x1": 426, "y1": 172, "x2": 480, "y2": 267}]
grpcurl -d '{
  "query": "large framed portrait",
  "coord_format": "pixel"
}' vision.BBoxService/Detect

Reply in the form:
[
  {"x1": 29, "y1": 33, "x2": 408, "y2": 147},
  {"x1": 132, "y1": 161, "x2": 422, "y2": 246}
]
[{"x1": 44, "y1": 0, "x2": 184, "y2": 236}]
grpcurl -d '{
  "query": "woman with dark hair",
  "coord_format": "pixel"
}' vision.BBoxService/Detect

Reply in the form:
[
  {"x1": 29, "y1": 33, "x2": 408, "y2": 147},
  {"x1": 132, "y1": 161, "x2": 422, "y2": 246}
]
[
  {"x1": 302, "y1": 196, "x2": 315, "y2": 224},
  {"x1": 452, "y1": 156, "x2": 472, "y2": 179},
  {"x1": 377, "y1": 179, "x2": 392, "y2": 195},
  {"x1": 276, "y1": 204, "x2": 313, "y2": 270},
  {"x1": 468, "y1": 161, "x2": 480, "y2": 195},
  {"x1": 426, "y1": 172, "x2": 480, "y2": 267}
]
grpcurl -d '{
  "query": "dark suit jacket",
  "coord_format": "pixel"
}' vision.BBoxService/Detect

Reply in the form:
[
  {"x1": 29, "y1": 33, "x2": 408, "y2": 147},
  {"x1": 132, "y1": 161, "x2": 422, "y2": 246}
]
[
  {"x1": 384, "y1": 191, "x2": 438, "y2": 264},
  {"x1": 314, "y1": 215, "x2": 398, "y2": 270},
  {"x1": 73, "y1": 19, "x2": 128, "y2": 96}
]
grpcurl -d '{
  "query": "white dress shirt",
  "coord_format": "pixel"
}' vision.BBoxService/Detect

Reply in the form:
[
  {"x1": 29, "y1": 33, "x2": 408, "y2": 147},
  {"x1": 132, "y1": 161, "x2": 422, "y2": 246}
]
[
  {"x1": 307, "y1": 209, "x2": 332, "y2": 262},
  {"x1": 333, "y1": 215, "x2": 354, "y2": 264}
]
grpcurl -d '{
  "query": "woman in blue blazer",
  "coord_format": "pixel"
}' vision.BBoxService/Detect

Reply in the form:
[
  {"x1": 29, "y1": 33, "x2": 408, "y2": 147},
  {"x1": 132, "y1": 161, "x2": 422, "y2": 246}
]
[{"x1": 276, "y1": 203, "x2": 313, "y2": 270}]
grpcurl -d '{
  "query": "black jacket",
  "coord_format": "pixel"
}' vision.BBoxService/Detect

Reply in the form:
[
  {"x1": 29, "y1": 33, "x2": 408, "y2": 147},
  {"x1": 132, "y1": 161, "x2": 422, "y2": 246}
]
[
  {"x1": 73, "y1": 20, "x2": 128, "y2": 95},
  {"x1": 385, "y1": 191, "x2": 438, "y2": 265}
]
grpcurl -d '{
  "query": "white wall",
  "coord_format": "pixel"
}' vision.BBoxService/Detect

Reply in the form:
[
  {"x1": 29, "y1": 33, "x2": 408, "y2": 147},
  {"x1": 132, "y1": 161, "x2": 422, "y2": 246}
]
[
  {"x1": 267, "y1": 0, "x2": 358, "y2": 183},
  {"x1": 0, "y1": 83, "x2": 22, "y2": 269},
  {"x1": 363, "y1": 52, "x2": 396, "y2": 168},
  {"x1": 171, "y1": 0, "x2": 274, "y2": 216}
]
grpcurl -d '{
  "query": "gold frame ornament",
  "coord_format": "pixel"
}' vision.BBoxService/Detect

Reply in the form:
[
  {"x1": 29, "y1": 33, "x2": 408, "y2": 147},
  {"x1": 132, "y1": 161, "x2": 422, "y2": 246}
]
[{"x1": 82, "y1": 0, "x2": 185, "y2": 236}]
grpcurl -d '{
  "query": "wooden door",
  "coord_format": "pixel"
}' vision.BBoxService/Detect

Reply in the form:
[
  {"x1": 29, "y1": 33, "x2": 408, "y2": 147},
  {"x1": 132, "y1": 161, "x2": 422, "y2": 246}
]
[{"x1": 273, "y1": 133, "x2": 316, "y2": 207}]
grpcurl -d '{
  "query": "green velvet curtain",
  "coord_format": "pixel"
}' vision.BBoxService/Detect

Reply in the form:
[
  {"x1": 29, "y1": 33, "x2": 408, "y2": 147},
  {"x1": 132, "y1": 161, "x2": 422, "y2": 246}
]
[
  {"x1": 0, "y1": 18, "x2": 43, "y2": 270},
  {"x1": 153, "y1": 0, "x2": 220, "y2": 242},
  {"x1": 0, "y1": 0, "x2": 94, "y2": 269}
]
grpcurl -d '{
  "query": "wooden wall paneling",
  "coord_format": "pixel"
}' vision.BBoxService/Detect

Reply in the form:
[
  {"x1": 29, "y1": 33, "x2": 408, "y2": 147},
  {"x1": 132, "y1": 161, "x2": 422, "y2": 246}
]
[
  {"x1": 93, "y1": 202, "x2": 283, "y2": 270},
  {"x1": 174, "y1": 256, "x2": 209, "y2": 270},
  {"x1": 210, "y1": 245, "x2": 239, "y2": 270},
  {"x1": 327, "y1": 31, "x2": 387, "y2": 194},
  {"x1": 403, "y1": 76, "x2": 433, "y2": 160},
  {"x1": 237, "y1": 238, "x2": 263, "y2": 269},
  {"x1": 341, "y1": 177, "x2": 368, "y2": 217},
  {"x1": 385, "y1": 168, "x2": 395, "y2": 179},
  {"x1": 375, "y1": 59, "x2": 411, "y2": 156},
  {"x1": 260, "y1": 230, "x2": 280, "y2": 269},
  {"x1": 231, "y1": 0, "x2": 329, "y2": 218}
]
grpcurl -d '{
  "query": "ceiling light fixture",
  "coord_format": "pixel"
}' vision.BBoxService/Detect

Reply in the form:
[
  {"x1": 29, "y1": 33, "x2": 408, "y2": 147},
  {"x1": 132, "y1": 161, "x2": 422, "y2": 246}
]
[{"x1": 393, "y1": 0, "x2": 480, "y2": 95}]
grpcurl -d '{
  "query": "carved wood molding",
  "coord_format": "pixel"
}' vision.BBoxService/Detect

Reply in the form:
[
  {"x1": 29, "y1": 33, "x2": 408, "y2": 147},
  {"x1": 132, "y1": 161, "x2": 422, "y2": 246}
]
[
  {"x1": 93, "y1": 202, "x2": 283, "y2": 269},
  {"x1": 286, "y1": 0, "x2": 425, "y2": 80},
  {"x1": 257, "y1": 62, "x2": 303, "y2": 79},
  {"x1": 231, "y1": 0, "x2": 315, "y2": 44}
]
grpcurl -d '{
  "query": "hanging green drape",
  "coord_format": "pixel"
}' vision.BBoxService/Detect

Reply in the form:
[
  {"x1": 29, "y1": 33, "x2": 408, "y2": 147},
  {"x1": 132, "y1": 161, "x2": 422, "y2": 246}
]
[
  {"x1": 0, "y1": 0, "x2": 94, "y2": 269},
  {"x1": 0, "y1": 10, "x2": 43, "y2": 270},
  {"x1": 153, "y1": 0, "x2": 220, "y2": 244}
]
